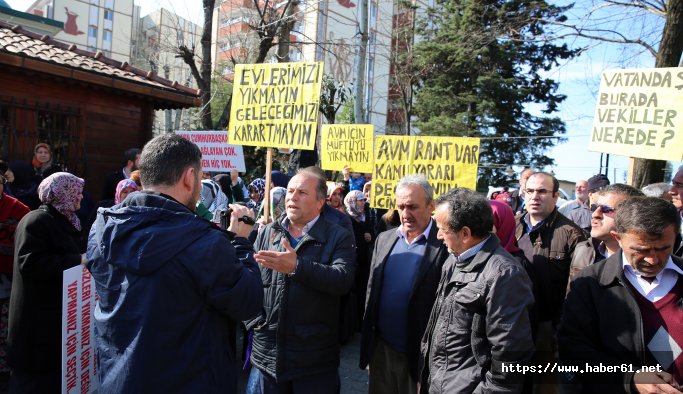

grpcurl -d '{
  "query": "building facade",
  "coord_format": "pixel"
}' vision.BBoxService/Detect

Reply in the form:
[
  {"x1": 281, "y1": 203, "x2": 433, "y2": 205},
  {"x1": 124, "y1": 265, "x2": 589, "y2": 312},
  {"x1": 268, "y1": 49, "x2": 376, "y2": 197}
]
[
  {"x1": 133, "y1": 8, "x2": 202, "y2": 133},
  {"x1": 26, "y1": 0, "x2": 135, "y2": 62},
  {"x1": 213, "y1": 0, "x2": 398, "y2": 134}
]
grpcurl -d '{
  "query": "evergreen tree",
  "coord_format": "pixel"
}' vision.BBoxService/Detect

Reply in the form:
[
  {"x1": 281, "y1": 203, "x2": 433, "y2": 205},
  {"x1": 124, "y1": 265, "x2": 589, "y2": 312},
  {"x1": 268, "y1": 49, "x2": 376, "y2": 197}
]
[{"x1": 412, "y1": 0, "x2": 576, "y2": 188}]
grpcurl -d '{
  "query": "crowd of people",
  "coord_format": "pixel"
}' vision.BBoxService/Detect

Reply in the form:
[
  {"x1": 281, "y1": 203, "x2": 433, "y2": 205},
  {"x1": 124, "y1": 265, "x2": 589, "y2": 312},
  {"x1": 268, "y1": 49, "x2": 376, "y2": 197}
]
[{"x1": 0, "y1": 134, "x2": 681, "y2": 393}]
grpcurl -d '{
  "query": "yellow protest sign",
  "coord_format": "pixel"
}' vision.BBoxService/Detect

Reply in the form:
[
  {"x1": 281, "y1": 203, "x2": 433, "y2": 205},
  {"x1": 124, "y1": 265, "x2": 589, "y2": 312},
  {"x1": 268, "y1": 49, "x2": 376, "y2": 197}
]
[
  {"x1": 228, "y1": 62, "x2": 323, "y2": 150},
  {"x1": 589, "y1": 67, "x2": 683, "y2": 161},
  {"x1": 320, "y1": 124, "x2": 374, "y2": 173},
  {"x1": 371, "y1": 136, "x2": 480, "y2": 209}
]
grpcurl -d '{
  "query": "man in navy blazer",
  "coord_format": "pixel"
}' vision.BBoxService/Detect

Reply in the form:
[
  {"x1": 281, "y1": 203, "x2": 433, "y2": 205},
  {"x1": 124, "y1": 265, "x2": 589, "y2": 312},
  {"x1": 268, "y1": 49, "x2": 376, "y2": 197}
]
[{"x1": 359, "y1": 174, "x2": 449, "y2": 394}]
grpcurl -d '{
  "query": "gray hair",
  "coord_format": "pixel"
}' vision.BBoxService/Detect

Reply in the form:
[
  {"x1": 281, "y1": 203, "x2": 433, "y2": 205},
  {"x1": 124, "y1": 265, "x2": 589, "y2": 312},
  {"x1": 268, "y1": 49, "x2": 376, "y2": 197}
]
[
  {"x1": 595, "y1": 183, "x2": 644, "y2": 199},
  {"x1": 641, "y1": 182, "x2": 672, "y2": 199},
  {"x1": 615, "y1": 197, "x2": 681, "y2": 236},
  {"x1": 297, "y1": 166, "x2": 328, "y2": 201},
  {"x1": 395, "y1": 174, "x2": 434, "y2": 204}
]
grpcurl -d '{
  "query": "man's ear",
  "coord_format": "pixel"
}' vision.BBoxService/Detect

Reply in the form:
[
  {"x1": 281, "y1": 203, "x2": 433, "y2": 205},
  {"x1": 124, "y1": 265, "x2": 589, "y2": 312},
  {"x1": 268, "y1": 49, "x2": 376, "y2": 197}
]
[
  {"x1": 461, "y1": 226, "x2": 472, "y2": 241},
  {"x1": 610, "y1": 231, "x2": 621, "y2": 242},
  {"x1": 181, "y1": 167, "x2": 196, "y2": 192}
]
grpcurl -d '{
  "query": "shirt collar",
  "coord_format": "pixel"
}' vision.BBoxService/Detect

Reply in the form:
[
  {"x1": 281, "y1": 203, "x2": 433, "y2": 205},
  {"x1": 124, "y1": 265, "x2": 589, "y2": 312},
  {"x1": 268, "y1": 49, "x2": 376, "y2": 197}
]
[
  {"x1": 523, "y1": 213, "x2": 546, "y2": 234},
  {"x1": 454, "y1": 235, "x2": 491, "y2": 265},
  {"x1": 621, "y1": 254, "x2": 683, "y2": 280},
  {"x1": 597, "y1": 241, "x2": 611, "y2": 258},
  {"x1": 395, "y1": 219, "x2": 433, "y2": 244},
  {"x1": 283, "y1": 214, "x2": 320, "y2": 236}
]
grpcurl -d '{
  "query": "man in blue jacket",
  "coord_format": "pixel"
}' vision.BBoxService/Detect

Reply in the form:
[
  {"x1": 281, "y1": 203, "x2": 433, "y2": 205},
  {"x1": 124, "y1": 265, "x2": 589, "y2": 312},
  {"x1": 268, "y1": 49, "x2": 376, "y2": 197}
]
[{"x1": 87, "y1": 134, "x2": 263, "y2": 393}]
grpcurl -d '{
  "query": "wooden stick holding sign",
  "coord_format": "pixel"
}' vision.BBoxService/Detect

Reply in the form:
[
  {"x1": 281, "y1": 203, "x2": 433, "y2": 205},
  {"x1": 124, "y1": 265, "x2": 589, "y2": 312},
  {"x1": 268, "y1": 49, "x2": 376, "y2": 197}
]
[{"x1": 264, "y1": 148, "x2": 272, "y2": 224}]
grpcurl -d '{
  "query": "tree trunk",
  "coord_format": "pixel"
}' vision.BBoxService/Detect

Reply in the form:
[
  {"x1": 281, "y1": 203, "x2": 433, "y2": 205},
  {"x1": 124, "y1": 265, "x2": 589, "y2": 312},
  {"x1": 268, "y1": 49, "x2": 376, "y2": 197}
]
[
  {"x1": 632, "y1": 0, "x2": 683, "y2": 188},
  {"x1": 255, "y1": 37, "x2": 275, "y2": 63},
  {"x1": 215, "y1": 98, "x2": 232, "y2": 130},
  {"x1": 199, "y1": 0, "x2": 216, "y2": 130}
]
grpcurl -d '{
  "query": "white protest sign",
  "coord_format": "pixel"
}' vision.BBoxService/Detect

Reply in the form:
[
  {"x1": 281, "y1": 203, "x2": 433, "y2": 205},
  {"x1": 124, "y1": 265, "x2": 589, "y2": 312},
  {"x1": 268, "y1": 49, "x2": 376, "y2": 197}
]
[
  {"x1": 176, "y1": 131, "x2": 247, "y2": 172},
  {"x1": 589, "y1": 67, "x2": 683, "y2": 161},
  {"x1": 62, "y1": 265, "x2": 98, "y2": 394}
]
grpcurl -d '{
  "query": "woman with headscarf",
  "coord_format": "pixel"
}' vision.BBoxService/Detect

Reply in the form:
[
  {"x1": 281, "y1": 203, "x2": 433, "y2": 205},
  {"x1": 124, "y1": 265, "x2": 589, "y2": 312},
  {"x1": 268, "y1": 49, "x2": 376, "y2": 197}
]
[
  {"x1": 343, "y1": 190, "x2": 374, "y2": 328},
  {"x1": 246, "y1": 179, "x2": 265, "y2": 212},
  {"x1": 31, "y1": 143, "x2": 56, "y2": 180},
  {"x1": 488, "y1": 200, "x2": 522, "y2": 255},
  {"x1": 115, "y1": 179, "x2": 140, "y2": 205},
  {"x1": 8, "y1": 172, "x2": 85, "y2": 393},
  {"x1": 195, "y1": 179, "x2": 229, "y2": 221},
  {"x1": 327, "y1": 183, "x2": 345, "y2": 214}
]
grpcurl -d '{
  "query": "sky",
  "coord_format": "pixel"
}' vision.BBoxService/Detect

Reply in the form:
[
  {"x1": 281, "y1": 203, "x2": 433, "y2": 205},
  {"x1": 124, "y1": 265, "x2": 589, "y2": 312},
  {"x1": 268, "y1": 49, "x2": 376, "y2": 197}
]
[{"x1": 5, "y1": 0, "x2": 682, "y2": 184}]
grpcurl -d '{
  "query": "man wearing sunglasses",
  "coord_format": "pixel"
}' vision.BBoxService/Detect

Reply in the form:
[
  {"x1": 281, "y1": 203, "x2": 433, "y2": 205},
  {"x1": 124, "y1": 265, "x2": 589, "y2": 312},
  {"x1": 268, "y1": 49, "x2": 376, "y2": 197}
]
[
  {"x1": 514, "y1": 171, "x2": 587, "y2": 391},
  {"x1": 560, "y1": 197, "x2": 683, "y2": 393},
  {"x1": 568, "y1": 184, "x2": 644, "y2": 284}
]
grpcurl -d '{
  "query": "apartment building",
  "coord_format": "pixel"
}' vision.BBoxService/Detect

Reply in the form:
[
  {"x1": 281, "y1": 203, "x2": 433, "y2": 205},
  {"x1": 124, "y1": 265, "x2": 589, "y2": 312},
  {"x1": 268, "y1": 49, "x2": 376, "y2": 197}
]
[
  {"x1": 213, "y1": 0, "x2": 398, "y2": 134},
  {"x1": 134, "y1": 8, "x2": 202, "y2": 133},
  {"x1": 26, "y1": 0, "x2": 135, "y2": 62}
]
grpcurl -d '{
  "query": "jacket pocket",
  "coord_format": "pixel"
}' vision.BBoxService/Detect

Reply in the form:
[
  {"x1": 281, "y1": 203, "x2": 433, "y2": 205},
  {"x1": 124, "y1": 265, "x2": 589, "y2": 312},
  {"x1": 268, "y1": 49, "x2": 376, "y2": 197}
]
[
  {"x1": 447, "y1": 284, "x2": 483, "y2": 332},
  {"x1": 549, "y1": 250, "x2": 571, "y2": 281}
]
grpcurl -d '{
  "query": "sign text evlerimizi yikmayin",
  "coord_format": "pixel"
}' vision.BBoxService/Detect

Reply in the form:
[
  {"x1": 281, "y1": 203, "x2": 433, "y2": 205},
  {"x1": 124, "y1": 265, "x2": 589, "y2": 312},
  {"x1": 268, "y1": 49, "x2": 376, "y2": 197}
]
[
  {"x1": 228, "y1": 62, "x2": 323, "y2": 150},
  {"x1": 320, "y1": 124, "x2": 374, "y2": 173},
  {"x1": 589, "y1": 67, "x2": 683, "y2": 161},
  {"x1": 371, "y1": 136, "x2": 480, "y2": 210}
]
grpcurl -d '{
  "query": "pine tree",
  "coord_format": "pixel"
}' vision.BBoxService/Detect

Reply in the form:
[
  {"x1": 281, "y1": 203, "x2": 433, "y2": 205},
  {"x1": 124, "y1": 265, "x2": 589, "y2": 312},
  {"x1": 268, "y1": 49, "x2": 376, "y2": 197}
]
[{"x1": 412, "y1": 0, "x2": 576, "y2": 188}]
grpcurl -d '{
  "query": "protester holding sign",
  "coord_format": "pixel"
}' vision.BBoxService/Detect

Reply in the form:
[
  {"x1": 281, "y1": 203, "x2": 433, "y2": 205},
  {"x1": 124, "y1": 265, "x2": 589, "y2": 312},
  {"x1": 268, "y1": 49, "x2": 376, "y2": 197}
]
[
  {"x1": 86, "y1": 134, "x2": 263, "y2": 393},
  {"x1": 8, "y1": 172, "x2": 85, "y2": 393},
  {"x1": 213, "y1": 170, "x2": 246, "y2": 204}
]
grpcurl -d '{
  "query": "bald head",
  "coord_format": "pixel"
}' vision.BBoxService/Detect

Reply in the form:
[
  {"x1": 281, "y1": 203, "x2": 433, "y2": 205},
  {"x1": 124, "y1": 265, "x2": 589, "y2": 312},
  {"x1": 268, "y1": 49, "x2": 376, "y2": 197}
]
[{"x1": 520, "y1": 169, "x2": 534, "y2": 190}]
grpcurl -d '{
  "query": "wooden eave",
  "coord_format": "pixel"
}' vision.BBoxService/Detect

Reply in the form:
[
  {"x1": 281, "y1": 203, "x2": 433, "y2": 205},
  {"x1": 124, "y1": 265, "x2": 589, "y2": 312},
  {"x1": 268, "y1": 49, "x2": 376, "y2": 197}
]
[{"x1": 0, "y1": 52, "x2": 201, "y2": 109}]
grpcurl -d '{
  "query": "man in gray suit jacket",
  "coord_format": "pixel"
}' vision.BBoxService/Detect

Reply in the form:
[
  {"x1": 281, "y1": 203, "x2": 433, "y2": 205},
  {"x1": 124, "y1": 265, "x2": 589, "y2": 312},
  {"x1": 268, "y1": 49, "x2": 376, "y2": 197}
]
[{"x1": 359, "y1": 174, "x2": 449, "y2": 394}]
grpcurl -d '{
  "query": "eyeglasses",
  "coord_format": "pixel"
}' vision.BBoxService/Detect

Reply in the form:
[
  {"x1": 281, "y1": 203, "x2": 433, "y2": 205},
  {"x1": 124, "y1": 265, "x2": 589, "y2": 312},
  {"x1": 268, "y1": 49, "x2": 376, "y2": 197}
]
[
  {"x1": 524, "y1": 188, "x2": 554, "y2": 195},
  {"x1": 590, "y1": 204, "x2": 616, "y2": 215}
]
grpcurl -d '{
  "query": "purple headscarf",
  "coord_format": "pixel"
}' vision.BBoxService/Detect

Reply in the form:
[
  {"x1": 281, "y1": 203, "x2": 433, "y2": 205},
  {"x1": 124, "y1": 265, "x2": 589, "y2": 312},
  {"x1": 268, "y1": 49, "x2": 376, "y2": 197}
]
[
  {"x1": 38, "y1": 172, "x2": 84, "y2": 231},
  {"x1": 115, "y1": 179, "x2": 140, "y2": 204}
]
